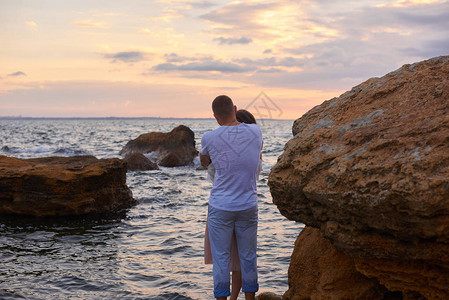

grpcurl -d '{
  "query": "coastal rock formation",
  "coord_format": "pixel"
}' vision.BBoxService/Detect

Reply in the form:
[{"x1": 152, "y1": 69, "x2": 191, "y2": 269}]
[
  {"x1": 268, "y1": 56, "x2": 449, "y2": 298},
  {"x1": 286, "y1": 227, "x2": 387, "y2": 299},
  {"x1": 123, "y1": 152, "x2": 159, "y2": 171},
  {"x1": 119, "y1": 125, "x2": 198, "y2": 167},
  {"x1": 0, "y1": 155, "x2": 136, "y2": 217}
]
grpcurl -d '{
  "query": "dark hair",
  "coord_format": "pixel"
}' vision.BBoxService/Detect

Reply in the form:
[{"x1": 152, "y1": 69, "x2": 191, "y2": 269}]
[
  {"x1": 212, "y1": 95, "x2": 234, "y2": 118},
  {"x1": 236, "y1": 109, "x2": 256, "y2": 124}
]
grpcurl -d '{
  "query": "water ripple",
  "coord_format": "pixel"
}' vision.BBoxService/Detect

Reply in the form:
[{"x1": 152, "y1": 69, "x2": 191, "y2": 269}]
[{"x1": 0, "y1": 119, "x2": 302, "y2": 299}]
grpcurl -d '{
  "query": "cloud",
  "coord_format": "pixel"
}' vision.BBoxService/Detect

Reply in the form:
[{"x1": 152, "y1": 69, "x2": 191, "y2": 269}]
[
  {"x1": 148, "y1": 0, "x2": 448, "y2": 92},
  {"x1": 74, "y1": 19, "x2": 110, "y2": 29},
  {"x1": 150, "y1": 52, "x2": 308, "y2": 78},
  {"x1": 188, "y1": 1, "x2": 217, "y2": 9},
  {"x1": 235, "y1": 57, "x2": 305, "y2": 69},
  {"x1": 401, "y1": 39, "x2": 449, "y2": 57},
  {"x1": 26, "y1": 21, "x2": 37, "y2": 27},
  {"x1": 262, "y1": 0, "x2": 449, "y2": 90},
  {"x1": 344, "y1": 2, "x2": 449, "y2": 32},
  {"x1": 200, "y1": 2, "x2": 277, "y2": 26},
  {"x1": 105, "y1": 51, "x2": 146, "y2": 63},
  {"x1": 8, "y1": 71, "x2": 27, "y2": 77},
  {"x1": 214, "y1": 36, "x2": 252, "y2": 45},
  {"x1": 150, "y1": 52, "x2": 318, "y2": 79},
  {"x1": 378, "y1": 0, "x2": 444, "y2": 8},
  {"x1": 255, "y1": 68, "x2": 283, "y2": 74},
  {"x1": 163, "y1": 53, "x2": 199, "y2": 62},
  {"x1": 394, "y1": 6, "x2": 449, "y2": 28},
  {"x1": 144, "y1": 9, "x2": 184, "y2": 23},
  {"x1": 152, "y1": 53, "x2": 308, "y2": 75},
  {"x1": 152, "y1": 59, "x2": 255, "y2": 73},
  {"x1": 200, "y1": 2, "x2": 282, "y2": 38},
  {"x1": 155, "y1": 0, "x2": 217, "y2": 10}
]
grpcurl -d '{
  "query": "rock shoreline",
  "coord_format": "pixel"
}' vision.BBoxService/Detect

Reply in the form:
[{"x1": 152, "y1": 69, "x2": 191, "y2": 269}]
[
  {"x1": 269, "y1": 56, "x2": 449, "y2": 298},
  {"x1": 0, "y1": 155, "x2": 136, "y2": 217}
]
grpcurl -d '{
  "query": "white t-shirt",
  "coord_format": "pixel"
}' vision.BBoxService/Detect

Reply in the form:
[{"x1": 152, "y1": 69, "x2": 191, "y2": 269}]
[
  {"x1": 207, "y1": 160, "x2": 263, "y2": 183},
  {"x1": 201, "y1": 123, "x2": 263, "y2": 211}
]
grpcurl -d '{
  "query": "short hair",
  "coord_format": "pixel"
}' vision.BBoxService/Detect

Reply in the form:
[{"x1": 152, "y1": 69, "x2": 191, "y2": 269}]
[
  {"x1": 212, "y1": 95, "x2": 234, "y2": 118},
  {"x1": 236, "y1": 109, "x2": 257, "y2": 124}
]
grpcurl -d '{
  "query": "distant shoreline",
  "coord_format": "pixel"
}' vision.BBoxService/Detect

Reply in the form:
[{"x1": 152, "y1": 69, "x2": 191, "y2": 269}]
[{"x1": 0, "y1": 116, "x2": 293, "y2": 121}]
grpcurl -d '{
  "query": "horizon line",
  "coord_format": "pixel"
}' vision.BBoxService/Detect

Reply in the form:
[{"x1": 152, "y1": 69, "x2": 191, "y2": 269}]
[{"x1": 0, "y1": 116, "x2": 295, "y2": 121}]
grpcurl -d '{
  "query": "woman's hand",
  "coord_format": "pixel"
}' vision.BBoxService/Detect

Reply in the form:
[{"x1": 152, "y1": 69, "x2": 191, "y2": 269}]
[{"x1": 200, "y1": 153, "x2": 211, "y2": 167}]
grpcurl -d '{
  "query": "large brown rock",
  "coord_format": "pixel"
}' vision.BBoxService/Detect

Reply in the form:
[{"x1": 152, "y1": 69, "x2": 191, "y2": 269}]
[
  {"x1": 0, "y1": 155, "x2": 136, "y2": 217},
  {"x1": 119, "y1": 125, "x2": 198, "y2": 167},
  {"x1": 285, "y1": 226, "x2": 387, "y2": 300},
  {"x1": 268, "y1": 56, "x2": 449, "y2": 298},
  {"x1": 354, "y1": 258, "x2": 448, "y2": 300}
]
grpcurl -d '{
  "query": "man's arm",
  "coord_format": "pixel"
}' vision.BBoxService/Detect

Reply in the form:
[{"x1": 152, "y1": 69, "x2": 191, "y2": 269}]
[{"x1": 200, "y1": 152, "x2": 211, "y2": 167}]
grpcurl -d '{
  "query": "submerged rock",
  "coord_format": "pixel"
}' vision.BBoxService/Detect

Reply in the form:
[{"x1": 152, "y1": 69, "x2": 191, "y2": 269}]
[
  {"x1": 268, "y1": 56, "x2": 449, "y2": 298},
  {"x1": 255, "y1": 292, "x2": 283, "y2": 300},
  {"x1": 123, "y1": 152, "x2": 159, "y2": 171},
  {"x1": 119, "y1": 125, "x2": 198, "y2": 167},
  {"x1": 0, "y1": 155, "x2": 136, "y2": 217}
]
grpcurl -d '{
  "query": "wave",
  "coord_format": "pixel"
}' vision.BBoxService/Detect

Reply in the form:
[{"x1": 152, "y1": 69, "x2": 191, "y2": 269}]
[
  {"x1": 0, "y1": 118, "x2": 295, "y2": 300},
  {"x1": 1, "y1": 145, "x2": 91, "y2": 157},
  {"x1": 156, "y1": 292, "x2": 193, "y2": 300},
  {"x1": 53, "y1": 147, "x2": 91, "y2": 156},
  {"x1": 1, "y1": 145, "x2": 51, "y2": 154},
  {"x1": 1, "y1": 146, "x2": 14, "y2": 153}
]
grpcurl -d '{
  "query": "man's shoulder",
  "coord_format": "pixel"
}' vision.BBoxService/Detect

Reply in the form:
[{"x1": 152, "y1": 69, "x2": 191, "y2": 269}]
[
  {"x1": 204, "y1": 124, "x2": 261, "y2": 139},
  {"x1": 202, "y1": 127, "x2": 223, "y2": 143},
  {"x1": 243, "y1": 123, "x2": 260, "y2": 129},
  {"x1": 243, "y1": 123, "x2": 262, "y2": 137},
  {"x1": 204, "y1": 127, "x2": 222, "y2": 136}
]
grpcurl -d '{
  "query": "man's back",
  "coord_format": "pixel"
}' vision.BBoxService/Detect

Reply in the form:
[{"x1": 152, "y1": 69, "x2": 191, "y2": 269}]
[{"x1": 201, "y1": 123, "x2": 262, "y2": 211}]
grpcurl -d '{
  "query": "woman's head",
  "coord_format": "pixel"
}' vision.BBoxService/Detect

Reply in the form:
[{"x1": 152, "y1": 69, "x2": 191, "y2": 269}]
[{"x1": 236, "y1": 109, "x2": 256, "y2": 124}]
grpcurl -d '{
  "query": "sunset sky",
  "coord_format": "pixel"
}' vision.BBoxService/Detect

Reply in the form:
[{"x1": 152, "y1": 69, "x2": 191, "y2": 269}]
[{"x1": 1, "y1": 0, "x2": 448, "y2": 119}]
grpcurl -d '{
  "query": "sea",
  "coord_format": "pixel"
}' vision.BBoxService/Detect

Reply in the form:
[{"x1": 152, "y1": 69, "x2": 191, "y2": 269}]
[{"x1": 0, "y1": 118, "x2": 304, "y2": 300}]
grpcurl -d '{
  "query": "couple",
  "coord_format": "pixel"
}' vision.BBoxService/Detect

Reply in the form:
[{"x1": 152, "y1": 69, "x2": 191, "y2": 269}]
[{"x1": 200, "y1": 95, "x2": 263, "y2": 300}]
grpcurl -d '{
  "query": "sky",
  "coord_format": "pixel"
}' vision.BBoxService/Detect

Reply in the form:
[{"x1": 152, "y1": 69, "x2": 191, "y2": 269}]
[{"x1": 1, "y1": 0, "x2": 448, "y2": 119}]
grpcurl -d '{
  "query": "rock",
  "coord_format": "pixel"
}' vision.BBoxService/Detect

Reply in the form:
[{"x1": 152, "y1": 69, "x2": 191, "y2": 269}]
[
  {"x1": 268, "y1": 56, "x2": 449, "y2": 298},
  {"x1": 255, "y1": 291, "x2": 283, "y2": 300},
  {"x1": 159, "y1": 148, "x2": 194, "y2": 167},
  {"x1": 123, "y1": 152, "x2": 159, "y2": 171},
  {"x1": 119, "y1": 125, "x2": 198, "y2": 167},
  {"x1": 284, "y1": 227, "x2": 387, "y2": 300},
  {"x1": 354, "y1": 258, "x2": 447, "y2": 300},
  {"x1": 0, "y1": 155, "x2": 136, "y2": 217}
]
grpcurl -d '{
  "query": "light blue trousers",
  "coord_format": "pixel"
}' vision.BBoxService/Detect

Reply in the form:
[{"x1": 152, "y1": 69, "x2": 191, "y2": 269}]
[{"x1": 208, "y1": 205, "x2": 259, "y2": 298}]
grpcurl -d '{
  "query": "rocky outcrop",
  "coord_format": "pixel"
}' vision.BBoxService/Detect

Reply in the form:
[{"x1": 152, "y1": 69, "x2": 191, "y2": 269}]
[
  {"x1": 123, "y1": 152, "x2": 159, "y2": 171},
  {"x1": 119, "y1": 125, "x2": 198, "y2": 167},
  {"x1": 0, "y1": 155, "x2": 136, "y2": 217},
  {"x1": 268, "y1": 56, "x2": 449, "y2": 298},
  {"x1": 286, "y1": 227, "x2": 387, "y2": 299}
]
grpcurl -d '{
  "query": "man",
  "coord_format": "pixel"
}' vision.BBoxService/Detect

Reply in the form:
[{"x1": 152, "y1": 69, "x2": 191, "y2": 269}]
[{"x1": 200, "y1": 95, "x2": 263, "y2": 300}]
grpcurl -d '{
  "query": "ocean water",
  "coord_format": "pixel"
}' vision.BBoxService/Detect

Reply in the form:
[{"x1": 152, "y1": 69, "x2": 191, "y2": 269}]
[{"x1": 0, "y1": 118, "x2": 303, "y2": 300}]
